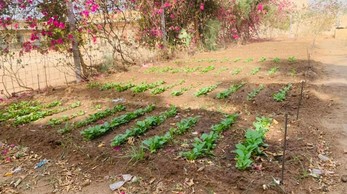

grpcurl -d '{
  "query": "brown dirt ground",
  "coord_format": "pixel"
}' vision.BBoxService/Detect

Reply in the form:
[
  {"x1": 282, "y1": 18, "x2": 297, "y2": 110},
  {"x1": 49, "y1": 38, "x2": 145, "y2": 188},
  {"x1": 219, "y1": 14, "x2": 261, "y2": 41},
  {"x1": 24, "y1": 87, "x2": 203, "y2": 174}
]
[{"x1": 0, "y1": 39, "x2": 344, "y2": 194}]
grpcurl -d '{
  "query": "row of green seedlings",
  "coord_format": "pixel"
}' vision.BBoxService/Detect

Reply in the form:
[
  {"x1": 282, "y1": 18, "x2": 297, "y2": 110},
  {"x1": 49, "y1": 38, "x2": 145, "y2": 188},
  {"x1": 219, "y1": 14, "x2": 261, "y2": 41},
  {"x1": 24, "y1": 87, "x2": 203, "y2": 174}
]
[
  {"x1": 181, "y1": 114, "x2": 238, "y2": 160},
  {"x1": 146, "y1": 56, "x2": 297, "y2": 74},
  {"x1": 196, "y1": 83, "x2": 292, "y2": 102},
  {"x1": 81, "y1": 105, "x2": 155, "y2": 140},
  {"x1": 145, "y1": 65, "x2": 215, "y2": 74},
  {"x1": 110, "y1": 106, "x2": 177, "y2": 147},
  {"x1": 89, "y1": 81, "x2": 169, "y2": 94},
  {"x1": 142, "y1": 117, "x2": 199, "y2": 153},
  {"x1": 58, "y1": 104, "x2": 127, "y2": 134},
  {"x1": 235, "y1": 117, "x2": 272, "y2": 170},
  {"x1": 0, "y1": 100, "x2": 61, "y2": 122},
  {"x1": 14, "y1": 101, "x2": 81, "y2": 125},
  {"x1": 151, "y1": 80, "x2": 185, "y2": 95}
]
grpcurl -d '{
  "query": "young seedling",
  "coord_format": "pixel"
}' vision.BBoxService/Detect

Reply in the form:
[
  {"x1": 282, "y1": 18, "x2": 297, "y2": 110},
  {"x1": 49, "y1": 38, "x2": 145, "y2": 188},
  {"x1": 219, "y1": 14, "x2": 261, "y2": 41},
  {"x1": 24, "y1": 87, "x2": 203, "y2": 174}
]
[
  {"x1": 288, "y1": 56, "x2": 297, "y2": 63},
  {"x1": 231, "y1": 68, "x2": 242, "y2": 75},
  {"x1": 268, "y1": 67, "x2": 279, "y2": 75},
  {"x1": 200, "y1": 65, "x2": 215, "y2": 73},
  {"x1": 273, "y1": 57, "x2": 280, "y2": 63},
  {"x1": 233, "y1": 57, "x2": 241, "y2": 62},
  {"x1": 195, "y1": 84, "x2": 218, "y2": 97},
  {"x1": 250, "y1": 67, "x2": 261, "y2": 75},
  {"x1": 235, "y1": 117, "x2": 272, "y2": 170},
  {"x1": 259, "y1": 57, "x2": 267, "y2": 62},
  {"x1": 247, "y1": 84, "x2": 264, "y2": 101},
  {"x1": 244, "y1": 58, "x2": 253, "y2": 63},
  {"x1": 273, "y1": 84, "x2": 292, "y2": 102},
  {"x1": 171, "y1": 87, "x2": 189, "y2": 96},
  {"x1": 216, "y1": 83, "x2": 245, "y2": 99}
]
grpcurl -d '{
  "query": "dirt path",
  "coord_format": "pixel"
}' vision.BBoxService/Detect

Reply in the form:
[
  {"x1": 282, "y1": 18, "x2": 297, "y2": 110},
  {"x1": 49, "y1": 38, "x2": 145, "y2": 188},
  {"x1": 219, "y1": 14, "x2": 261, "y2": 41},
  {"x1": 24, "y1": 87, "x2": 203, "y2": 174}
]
[{"x1": 311, "y1": 38, "x2": 347, "y2": 193}]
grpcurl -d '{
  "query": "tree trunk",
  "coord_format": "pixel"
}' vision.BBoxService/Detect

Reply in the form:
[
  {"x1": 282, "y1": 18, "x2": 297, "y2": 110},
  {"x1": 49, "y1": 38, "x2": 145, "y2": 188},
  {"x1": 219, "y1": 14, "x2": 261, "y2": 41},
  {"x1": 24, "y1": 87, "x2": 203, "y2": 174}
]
[
  {"x1": 66, "y1": 0, "x2": 82, "y2": 82},
  {"x1": 161, "y1": 0, "x2": 167, "y2": 45}
]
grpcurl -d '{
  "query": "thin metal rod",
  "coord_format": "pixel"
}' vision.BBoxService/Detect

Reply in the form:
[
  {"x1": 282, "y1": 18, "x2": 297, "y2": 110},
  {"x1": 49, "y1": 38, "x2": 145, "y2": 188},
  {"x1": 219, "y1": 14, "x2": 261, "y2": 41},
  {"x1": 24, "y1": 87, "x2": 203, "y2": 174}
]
[
  {"x1": 281, "y1": 113, "x2": 288, "y2": 184},
  {"x1": 296, "y1": 81, "x2": 305, "y2": 120}
]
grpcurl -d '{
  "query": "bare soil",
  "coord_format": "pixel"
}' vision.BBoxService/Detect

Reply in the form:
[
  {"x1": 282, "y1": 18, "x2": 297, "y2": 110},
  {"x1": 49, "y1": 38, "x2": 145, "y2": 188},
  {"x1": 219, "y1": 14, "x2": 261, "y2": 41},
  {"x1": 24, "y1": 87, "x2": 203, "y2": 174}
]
[{"x1": 1, "y1": 39, "x2": 345, "y2": 194}]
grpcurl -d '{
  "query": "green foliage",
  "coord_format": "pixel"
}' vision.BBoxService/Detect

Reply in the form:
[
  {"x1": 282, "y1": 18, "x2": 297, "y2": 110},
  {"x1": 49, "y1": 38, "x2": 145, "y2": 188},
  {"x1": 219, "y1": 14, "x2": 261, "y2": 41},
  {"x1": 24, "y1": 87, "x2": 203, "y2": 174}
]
[
  {"x1": 203, "y1": 19, "x2": 222, "y2": 51},
  {"x1": 233, "y1": 58, "x2": 241, "y2": 62},
  {"x1": 0, "y1": 101, "x2": 42, "y2": 122},
  {"x1": 195, "y1": 84, "x2": 218, "y2": 97},
  {"x1": 81, "y1": 105, "x2": 155, "y2": 140},
  {"x1": 142, "y1": 117, "x2": 199, "y2": 153},
  {"x1": 231, "y1": 68, "x2": 242, "y2": 75},
  {"x1": 268, "y1": 67, "x2": 279, "y2": 75},
  {"x1": 150, "y1": 80, "x2": 185, "y2": 95},
  {"x1": 181, "y1": 114, "x2": 238, "y2": 160},
  {"x1": 131, "y1": 81, "x2": 165, "y2": 93},
  {"x1": 48, "y1": 110, "x2": 85, "y2": 126},
  {"x1": 75, "y1": 105, "x2": 126, "y2": 128},
  {"x1": 45, "y1": 100, "x2": 62, "y2": 108},
  {"x1": 235, "y1": 117, "x2": 272, "y2": 170},
  {"x1": 171, "y1": 87, "x2": 189, "y2": 96},
  {"x1": 99, "y1": 82, "x2": 135, "y2": 92},
  {"x1": 244, "y1": 58, "x2": 253, "y2": 63},
  {"x1": 110, "y1": 106, "x2": 177, "y2": 147},
  {"x1": 87, "y1": 82, "x2": 101, "y2": 89},
  {"x1": 178, "y1": 28, "x2": 192, "y2": 47},
  {"x1": 128, "y1": 146, "x2": 145, "y2": 162},
  {"x1": 251, "y1": 67, "x2": 261, "y2": 75},
  {"x1": 200, "y1": 65, "x2": 215, "y2": 73},
  {"x1": 216, "y1": 83, "x2": 245, "y2": 99},
  {"x1": 272, "y1": 57, "x2": 280, "y2": 63},
  {"x1": 13, "y1": 101, "x2": 77, "y2": 125},
  {"x1": 288, "y1": 56, "x2": 297, "y2": 63},
  {"x1": 273, "y1": 84, "x2": 292, "y2": 102},
  {"x1": 259, "y1": 57, "x2": 267, "y2": 62},
  {"x1": 247, "y1": 84, "x2": 264, "y2": 101}
]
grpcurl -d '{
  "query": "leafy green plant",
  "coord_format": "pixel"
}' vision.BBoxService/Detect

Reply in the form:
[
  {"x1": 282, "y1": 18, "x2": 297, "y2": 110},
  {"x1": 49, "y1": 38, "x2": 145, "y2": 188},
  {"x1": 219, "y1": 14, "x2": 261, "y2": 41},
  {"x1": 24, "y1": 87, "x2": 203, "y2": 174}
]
[
  {"x1": 75, "y1": 105, "x2": 126, "y2": 128},
  {"x1": 233, "y1": 58, "x2": 241, "y2": 62},
  {"x1": 182, "y1": 66, "x2": 201, "y2": 73},
  {"x1": 48, "y1": 110, "x2": 85, "y2": 126},
  {"x1": 272, "y1": 57, "x2": 280, "y2": 63},
  {"x1": 131, "y1": 81, "x2": 165, "y2": 93},
  {"x1": 235, "y1": 117, "x2": 272, "y2": 170},
  {"x1": 81, "y1": 105, "x2": 155, "y2": 140},
  {"x1": 216, "y1": 83, "x2": 245, "y2": 99},
  {"x1": 200, "y1": 65, "x2": 215, "y2": 73},
  {"x1": 14, "y1": 101, "x2": 78, "y2": 125},
  {"x1": 231, "y1": 68, "x2": 242, "y2": 75},
  {"x1": 181, "y1": 114, "x2": 238, "y2": 160},
  {"x1": 268, "y1": 67, "x2": 279, "y2": 75},
  {"x1": 289, "y1": 68, "x2": 297, "y2": 77},
  {"x1": 142, "y1": 117, "x2": 199, "y2": 153},
  {"x1": 57, "y1": 122, "x2": 73, "y2": 134},
  {"x1": 251, "y1": 67, "x2": 261, "y2": 75},
  {"x1": 259, "y1": 57, "x2": 267, "y2": 62},
  {"x1": 195, "y1": 84, "x2": 218, "y2": 97},
  {"x1": 288, "y1": 56, "x2": 297, "y2": 63},
  {"x1": 151, "y1": 80, "x2": 185, "y2": 95},
  {"x1": 171, "y1": 86, "x2": 190, "y2": 96},
  {"x1": 244, "y1": 58, "x2": 253, "y2": 63},
  {"x1": 247, "y1": 84, "x2": 264, "y2": 101},
  {"x1": 110, "y1": 106, "x2": 177, "y2": 146},
  {"x1": 273, "y1": 84, "x2": 292, "y2": 102}
]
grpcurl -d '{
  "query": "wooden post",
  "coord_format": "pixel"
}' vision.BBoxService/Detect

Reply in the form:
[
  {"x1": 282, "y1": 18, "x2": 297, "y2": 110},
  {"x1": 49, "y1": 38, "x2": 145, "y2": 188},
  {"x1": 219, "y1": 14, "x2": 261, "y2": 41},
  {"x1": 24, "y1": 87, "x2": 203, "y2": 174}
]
[{"x1": 281, "y1": 113, "x2": 288, "y2": 184}]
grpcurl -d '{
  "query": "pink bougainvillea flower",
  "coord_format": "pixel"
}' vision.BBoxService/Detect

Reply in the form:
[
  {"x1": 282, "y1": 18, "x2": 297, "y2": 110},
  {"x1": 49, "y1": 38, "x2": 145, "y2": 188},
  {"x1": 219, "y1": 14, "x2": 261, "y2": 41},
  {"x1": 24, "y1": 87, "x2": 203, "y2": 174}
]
[
  {"x1": 257, "y1": 3, "x2": 264, "y2": 12},
  {"x1": 200, "y1": 3, "x2": 204, "y2": 11},
  {"x1": 14, "y1": 23, "x2": 19, "y2": 29},
  {"x1": 232, "y1": 34, "x2": 239, "y2": 40}
]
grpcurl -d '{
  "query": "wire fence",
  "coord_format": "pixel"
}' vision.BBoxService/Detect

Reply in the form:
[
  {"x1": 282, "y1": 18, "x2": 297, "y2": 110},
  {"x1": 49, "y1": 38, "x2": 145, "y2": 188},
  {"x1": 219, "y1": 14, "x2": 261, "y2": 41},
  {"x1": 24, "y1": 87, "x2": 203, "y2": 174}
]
[{"x1": 0, "y1": 44, "x2": 109, "y2": 98}]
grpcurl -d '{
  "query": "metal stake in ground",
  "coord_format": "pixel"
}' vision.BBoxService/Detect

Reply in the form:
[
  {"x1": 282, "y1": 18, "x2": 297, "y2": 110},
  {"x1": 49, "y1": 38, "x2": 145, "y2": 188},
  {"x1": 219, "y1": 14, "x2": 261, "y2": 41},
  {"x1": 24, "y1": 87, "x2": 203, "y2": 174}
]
[
  {"x1": 296, "y1": 81, "x2": 305, "y2": 120},
  {"x1": 281, "y1": 113, "x2": 288, "y2": 184}
]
